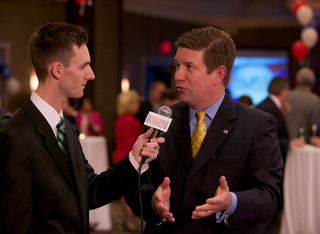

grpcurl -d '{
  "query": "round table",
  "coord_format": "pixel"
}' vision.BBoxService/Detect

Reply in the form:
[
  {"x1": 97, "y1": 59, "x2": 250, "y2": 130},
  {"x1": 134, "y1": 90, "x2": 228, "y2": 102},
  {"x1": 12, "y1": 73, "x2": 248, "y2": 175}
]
[
  {"x1": 80, "y1": 136, "x2": 112, "y2": 232},
  {"x1": 280, "y1": 144, "x2": 320, "y2": 234}
]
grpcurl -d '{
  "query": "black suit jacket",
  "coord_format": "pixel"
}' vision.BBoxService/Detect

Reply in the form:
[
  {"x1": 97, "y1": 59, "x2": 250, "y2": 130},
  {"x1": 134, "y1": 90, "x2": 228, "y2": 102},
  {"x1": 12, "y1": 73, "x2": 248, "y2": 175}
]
[
  {"x1": 0, "y1": 97, "x2": 140, "y2": 233},
  {"x1": 0, "y1": 106, "x2": 12, "y2": 129},
  {"x1": 256, "y1": 97, "x2": 289, "y2": 163},
  {"x1": 127, "y1": 93, "x2": 283, "y2": 233}
]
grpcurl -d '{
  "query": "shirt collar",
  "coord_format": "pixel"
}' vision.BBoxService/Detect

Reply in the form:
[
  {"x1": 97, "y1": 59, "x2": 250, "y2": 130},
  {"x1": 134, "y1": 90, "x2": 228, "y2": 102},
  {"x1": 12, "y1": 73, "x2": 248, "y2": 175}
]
[
  {"x1": 269, "y1": 94, "x2": 282, "y2": 109},
  {"x1": 189, "y1": 92, "x2": 225, "y2": 121},
  {"x1": 30, "y1": 91, "x2": 63, "y2": 136}
]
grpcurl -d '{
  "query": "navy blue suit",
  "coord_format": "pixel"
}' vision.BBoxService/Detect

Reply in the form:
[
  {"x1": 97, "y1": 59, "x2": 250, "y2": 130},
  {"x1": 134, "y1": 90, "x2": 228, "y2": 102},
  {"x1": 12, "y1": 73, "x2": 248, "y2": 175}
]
[{"x1": 127, "y1": 93, "x2": 283, "y2": 233}]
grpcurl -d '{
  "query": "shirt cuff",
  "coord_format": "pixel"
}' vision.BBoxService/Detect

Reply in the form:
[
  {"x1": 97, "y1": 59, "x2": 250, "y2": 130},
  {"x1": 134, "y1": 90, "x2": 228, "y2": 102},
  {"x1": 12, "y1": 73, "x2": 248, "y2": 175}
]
[
  {"x1": 129, "y1": 150, "x2": 149, "y2": 173},
  {"x1": 216, "y1": 192, "x2": 237, "y2": 224}
]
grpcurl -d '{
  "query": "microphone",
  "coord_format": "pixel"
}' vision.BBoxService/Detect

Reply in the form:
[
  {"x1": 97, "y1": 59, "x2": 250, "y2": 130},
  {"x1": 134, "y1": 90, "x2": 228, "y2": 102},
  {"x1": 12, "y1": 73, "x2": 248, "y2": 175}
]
[{"x1": 140, "y1": 106, "x2": 172, "y2": 165}]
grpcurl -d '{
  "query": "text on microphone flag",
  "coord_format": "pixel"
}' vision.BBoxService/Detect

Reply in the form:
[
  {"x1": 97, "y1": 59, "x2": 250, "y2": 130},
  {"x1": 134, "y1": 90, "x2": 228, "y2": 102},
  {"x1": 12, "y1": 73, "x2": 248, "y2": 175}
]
[{"x1": 144, "y1": 111, "x2": 172, "y2": 132}]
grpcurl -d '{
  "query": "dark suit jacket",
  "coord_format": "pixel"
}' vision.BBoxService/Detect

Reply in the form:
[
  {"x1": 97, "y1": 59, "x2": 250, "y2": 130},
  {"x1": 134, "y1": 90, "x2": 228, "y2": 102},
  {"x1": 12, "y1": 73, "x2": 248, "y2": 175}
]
[
  {"x1": 0, "y1": 97, "x2": 140, "y2": 233},
  {"x1": 136, "y1": 99, "x2": 152, "y2": 124},
  {"x1": 256, "y1": 97, "x2": 289, "y2": 163},
  {"x1": 127, "y1": 93, "x2": 283, "y2": 234},
  {"x1": 0, "y1": 106, "x2": 12, "y2": 129}
]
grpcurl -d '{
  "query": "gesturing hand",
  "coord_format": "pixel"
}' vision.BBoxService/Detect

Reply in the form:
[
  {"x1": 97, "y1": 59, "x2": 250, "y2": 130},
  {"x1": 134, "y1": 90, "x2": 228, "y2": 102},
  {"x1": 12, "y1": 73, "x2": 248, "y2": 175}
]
[
  {"x1": 192, "y1": 176, "x2": 232, "y2": 219},
  {"x1": 153, "y1": 177, "x2": 175, "y2": 222}
]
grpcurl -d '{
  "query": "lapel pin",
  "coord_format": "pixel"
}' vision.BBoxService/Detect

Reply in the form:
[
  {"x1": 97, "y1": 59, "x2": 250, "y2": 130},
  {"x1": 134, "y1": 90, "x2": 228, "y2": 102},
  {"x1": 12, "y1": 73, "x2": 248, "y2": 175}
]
[{"x1": 223, "y1": 129, "x2": 228, "y2": 134}]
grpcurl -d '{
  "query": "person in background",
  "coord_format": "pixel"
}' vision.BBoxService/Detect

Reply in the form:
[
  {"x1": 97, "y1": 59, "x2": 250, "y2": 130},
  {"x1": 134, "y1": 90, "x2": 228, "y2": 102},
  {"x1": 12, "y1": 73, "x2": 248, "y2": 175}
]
[
  {"x1": 0, "y1": 106, "x2": 12, "y2": 129},
  {"x1": 112, "y1": 90, "x2": 143, "y2": 232},
  {"x1": 285, "y1": 67, "x2": 320, "y2": 143},
  {"x1": 0, "y1": 22, "x2": 164, "y2": 233},
  {"x1": 256, "y1": 77, "x2": 305, "y2": 164},
  {"x1": 136, "y1": 80, "x2": 167, "y2": 123},
  {"x1": 160, "y1": 88, "x2": 180, "y2": 107},
  {"x1": 62, "y1": 98, "x2": 79, "y2": 135},
  {"x1": 76, "y1": 97, "x2": 105, "y2": 136},
  {"x1": 255, "y1": 76, "x2": 305, "y2": 233},
  {"x1": 126, "y1": 26, "x2": 282, "y2": 233},
  {"x1": 238, "y1": 95, "x2": 252, "y2": 106}
]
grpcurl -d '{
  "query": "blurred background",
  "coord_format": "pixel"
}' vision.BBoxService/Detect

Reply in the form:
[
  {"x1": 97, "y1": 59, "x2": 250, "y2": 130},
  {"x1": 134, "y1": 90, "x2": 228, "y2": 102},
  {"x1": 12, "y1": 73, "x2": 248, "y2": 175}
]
[{"x1": 0, "y1": 0, "x2": 319, "y2": 163}]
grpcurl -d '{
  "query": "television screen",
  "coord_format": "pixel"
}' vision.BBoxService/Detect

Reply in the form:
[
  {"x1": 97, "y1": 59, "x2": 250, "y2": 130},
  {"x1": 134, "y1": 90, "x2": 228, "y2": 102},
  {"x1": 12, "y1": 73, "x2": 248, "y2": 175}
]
[{"x1": 227, "y1": 49, "x2": 290, "y2": 106}]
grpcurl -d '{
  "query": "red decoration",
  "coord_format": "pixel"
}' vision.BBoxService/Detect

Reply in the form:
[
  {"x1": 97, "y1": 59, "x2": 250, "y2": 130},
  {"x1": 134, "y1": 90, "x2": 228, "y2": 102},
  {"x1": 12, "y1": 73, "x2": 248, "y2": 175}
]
[
  {"x1": 291, "y1": 40, "x2": 308, "y2": 61},
  {"x1": 160, "y1": 41, "x2": 173, "y2": 54},
  {"x1": 74, "y1": 0, "x2": 88, "y2": 5},
  {"x1": 293, "y1": 1, "x2": 307, "y2": 14}
]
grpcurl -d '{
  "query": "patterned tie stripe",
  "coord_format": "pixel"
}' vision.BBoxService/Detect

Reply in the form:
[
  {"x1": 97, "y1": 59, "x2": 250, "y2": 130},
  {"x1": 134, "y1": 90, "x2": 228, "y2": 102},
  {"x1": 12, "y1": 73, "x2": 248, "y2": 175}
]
[
  {"x1": 191, "y1": 111, "x2": 207, "y2": 160},
  {"x1": 57, "y1": 117, "x2": 67, "y2": 161}
]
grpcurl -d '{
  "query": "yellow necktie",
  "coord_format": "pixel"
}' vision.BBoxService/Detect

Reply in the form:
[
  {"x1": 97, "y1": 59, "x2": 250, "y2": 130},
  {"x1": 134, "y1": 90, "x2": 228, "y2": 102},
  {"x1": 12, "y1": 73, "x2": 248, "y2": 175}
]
[{"x1": 192, "y1": 111, "x2": 207, "y2": 160}]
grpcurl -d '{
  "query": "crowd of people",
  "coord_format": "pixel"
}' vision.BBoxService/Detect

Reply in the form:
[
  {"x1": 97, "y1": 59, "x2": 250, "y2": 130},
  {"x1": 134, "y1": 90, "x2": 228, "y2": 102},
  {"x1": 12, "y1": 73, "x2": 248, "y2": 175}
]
[{"x1": 1, "y1": 22, "x2": 320, "y2": 234}]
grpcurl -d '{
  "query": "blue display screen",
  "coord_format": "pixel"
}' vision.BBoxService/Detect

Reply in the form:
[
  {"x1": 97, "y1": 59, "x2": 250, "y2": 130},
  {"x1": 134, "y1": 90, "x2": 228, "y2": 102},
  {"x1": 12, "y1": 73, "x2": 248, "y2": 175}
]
[{"x1": 227, "y1": 49, "x2": 290, "y2": 106}]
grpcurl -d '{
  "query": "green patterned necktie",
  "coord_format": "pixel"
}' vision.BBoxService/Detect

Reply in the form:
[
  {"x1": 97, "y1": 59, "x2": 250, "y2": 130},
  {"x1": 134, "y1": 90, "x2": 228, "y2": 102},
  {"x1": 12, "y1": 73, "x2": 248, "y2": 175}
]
[{"x1": 56, "y1": 117, "x2": 68, "y2": 161}]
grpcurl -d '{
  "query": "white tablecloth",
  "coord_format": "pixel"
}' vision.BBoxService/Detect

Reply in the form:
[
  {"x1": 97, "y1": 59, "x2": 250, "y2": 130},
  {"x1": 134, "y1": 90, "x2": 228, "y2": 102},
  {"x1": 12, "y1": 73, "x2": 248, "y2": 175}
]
[
  {"x1": 80, "y1": 136, "x2": 112, "y2": 231},
  {"x1": 280, "y1": 144, "x2": 320, "y2": 234}
]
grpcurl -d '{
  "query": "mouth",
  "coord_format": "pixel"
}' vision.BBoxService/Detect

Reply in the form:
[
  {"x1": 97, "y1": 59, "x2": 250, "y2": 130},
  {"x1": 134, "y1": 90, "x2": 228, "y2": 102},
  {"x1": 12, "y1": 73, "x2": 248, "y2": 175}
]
[{"x1": 176, "y1": 86, "x2": 186, "y2": 92}]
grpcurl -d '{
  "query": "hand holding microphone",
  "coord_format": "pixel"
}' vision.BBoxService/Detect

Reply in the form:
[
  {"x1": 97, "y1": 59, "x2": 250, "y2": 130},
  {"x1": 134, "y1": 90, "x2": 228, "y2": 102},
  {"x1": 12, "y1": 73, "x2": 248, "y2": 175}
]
[{"x1": 140, "y1": 106, "x2": 172, "y2": 165}]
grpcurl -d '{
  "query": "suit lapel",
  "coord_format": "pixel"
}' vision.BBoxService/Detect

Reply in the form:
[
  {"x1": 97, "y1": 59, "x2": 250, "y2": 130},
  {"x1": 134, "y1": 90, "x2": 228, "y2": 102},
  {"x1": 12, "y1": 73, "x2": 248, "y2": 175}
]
[
  {"x1": 171, "y1": 103, "x2": 194, "y2": 171},
  {"x1": 188, "y1": 94, "x2": 237, "y2": 179},
  {"x1": 23, "y1": 98, "x2": 75, "y2": 187}
]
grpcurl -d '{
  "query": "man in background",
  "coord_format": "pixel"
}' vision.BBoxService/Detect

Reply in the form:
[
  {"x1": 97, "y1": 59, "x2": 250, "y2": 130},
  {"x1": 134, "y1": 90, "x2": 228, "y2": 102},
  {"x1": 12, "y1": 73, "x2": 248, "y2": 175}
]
[
  {"x1": 127, "y1": 26, "x2": 283, "y2": 233},
  {"x1": 285, "y1": 67, "x2": 320, "y2": 143},
  {"x1": 136, "y1": 80, "x2": 167, "y2": 123},
  {"x1": 256, "y1": 76, "x2": 305, "y2": 164}
]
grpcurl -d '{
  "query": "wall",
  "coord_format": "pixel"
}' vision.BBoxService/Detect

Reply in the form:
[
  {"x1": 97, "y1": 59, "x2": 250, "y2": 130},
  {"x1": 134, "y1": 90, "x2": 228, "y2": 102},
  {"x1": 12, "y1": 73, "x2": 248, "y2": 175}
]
[{"x1": 0, "y1": 0, "x2": 67, "y2": 105}]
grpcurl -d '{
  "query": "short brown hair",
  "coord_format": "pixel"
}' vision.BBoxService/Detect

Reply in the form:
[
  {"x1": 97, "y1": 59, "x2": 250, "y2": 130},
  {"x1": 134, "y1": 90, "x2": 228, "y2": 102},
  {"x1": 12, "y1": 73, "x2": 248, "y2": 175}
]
[
  {"x1": 268, "y1": 77, "x2": 289, "y2": 95},
  {"x1": 28, "y1": 22, "x2": 88, "y2": 83},
  {"x1": 174, "y1": 26, "x2": 236, "y2": 86}
]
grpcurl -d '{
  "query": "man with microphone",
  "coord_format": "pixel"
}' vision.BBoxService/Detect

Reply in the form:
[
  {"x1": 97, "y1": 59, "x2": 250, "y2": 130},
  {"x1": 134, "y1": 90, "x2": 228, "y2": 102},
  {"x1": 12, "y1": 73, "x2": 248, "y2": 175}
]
[
  {"x1": 127, "y1": 26, "x2": 283, "y2": 233},
  {"x1": 0, "y1": 22, "x2": 164, "y2": 233}
]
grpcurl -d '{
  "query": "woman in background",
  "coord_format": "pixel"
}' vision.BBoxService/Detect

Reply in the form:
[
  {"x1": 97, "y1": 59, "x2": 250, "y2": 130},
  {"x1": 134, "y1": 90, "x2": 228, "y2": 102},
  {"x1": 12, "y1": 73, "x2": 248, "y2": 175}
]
[
  {"x1": 76, "y1": 97, "x2": 105, "y2": 136},
  {"x1": 112, "y1": 90, "x2": 143, "y2": 232}
]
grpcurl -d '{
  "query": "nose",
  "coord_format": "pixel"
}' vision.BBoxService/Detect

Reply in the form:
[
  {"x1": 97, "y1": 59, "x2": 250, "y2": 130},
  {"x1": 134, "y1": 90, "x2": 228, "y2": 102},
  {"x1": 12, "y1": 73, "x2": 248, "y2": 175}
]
[
  {"x1": 174, "y1": 67, "x2": 184, "y2": 82},
  {"x1": 86, "y1": 66, "x2": 95, "y2": 80}
]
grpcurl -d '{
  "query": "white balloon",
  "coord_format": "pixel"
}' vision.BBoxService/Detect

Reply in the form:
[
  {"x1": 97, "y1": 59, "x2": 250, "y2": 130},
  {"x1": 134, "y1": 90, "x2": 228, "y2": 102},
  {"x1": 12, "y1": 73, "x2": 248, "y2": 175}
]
[
  {"x1": 301, "y1": 27, "x2": 319, "y2": 48},
  {"x1": 6, "y1": 77, "x2": 21, "y2": 95},
  {"x1": 296, "y1": 5, "x2": 313, "y2": 26}
]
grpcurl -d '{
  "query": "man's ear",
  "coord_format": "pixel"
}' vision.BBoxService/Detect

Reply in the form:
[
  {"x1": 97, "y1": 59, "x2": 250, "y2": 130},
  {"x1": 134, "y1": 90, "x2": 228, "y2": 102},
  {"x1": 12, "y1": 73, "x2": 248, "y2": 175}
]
[
  {"x1": 213, "y1": 65, "x2": 226, "y2": 85},
  {"x1": 50, "y1": 62, "x2": 62, "y2": 79}
]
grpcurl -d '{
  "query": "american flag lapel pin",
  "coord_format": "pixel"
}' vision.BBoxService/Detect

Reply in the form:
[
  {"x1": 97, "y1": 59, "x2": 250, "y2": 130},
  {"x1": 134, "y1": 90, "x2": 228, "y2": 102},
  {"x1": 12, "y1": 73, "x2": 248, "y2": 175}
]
[{"x1": 223, "y1": 129, "x2": 228, "y2": 134}]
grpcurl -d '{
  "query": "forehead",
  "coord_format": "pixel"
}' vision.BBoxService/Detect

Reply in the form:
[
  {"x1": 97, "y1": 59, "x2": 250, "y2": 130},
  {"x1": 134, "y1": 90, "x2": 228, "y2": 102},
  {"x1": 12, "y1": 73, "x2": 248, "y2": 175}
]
[
  {"x1": 71, "y1": 44, "x2": 90, "y2": 60},
  {"x1": 174, "y1": 47, "x2": 204, "y2": 62}
]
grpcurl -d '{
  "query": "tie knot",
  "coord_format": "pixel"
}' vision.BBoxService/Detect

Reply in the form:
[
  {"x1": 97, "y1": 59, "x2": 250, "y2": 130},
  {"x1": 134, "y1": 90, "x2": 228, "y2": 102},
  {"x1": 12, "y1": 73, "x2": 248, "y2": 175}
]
[
  {"x1": 56, "y1": 117, "x2": 65, "y2": 131},
  {"x1": 197, "y1": 111, "x2": 206, "y2": 121}
]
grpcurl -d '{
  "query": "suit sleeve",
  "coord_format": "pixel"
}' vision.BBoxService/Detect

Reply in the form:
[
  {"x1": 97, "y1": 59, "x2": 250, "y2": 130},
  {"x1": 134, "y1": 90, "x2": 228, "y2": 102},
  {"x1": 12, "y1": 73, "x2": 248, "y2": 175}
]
[
  {"x1": 228, "y1": 114, "x2": 283, "y2": 229},
  {"x1": 0, "y1": 132, "x2": 34, "y2": 233}
]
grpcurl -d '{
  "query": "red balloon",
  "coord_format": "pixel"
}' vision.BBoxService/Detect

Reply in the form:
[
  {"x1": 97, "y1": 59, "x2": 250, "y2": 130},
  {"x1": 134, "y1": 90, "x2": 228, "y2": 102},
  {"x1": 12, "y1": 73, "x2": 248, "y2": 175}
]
[
  {"x1": 293, "y1": 1, "x2": 307, "y2": 15},
  {"x1": 74, "y1": 0, "x2": 88, "y2": 5},
  {"x1": 291, "y1": 40, "x2": 308, "y2": 61}
]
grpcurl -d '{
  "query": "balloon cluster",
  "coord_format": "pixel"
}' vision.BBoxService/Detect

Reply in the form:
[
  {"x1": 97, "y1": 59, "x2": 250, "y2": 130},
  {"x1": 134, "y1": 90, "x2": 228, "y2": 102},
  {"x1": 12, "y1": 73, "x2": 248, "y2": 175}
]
[
  {"x1": 291, "y1": 1, "x2": 319, "y2": 61},
  {"x1": 0, "y1": 55, "x2": 21, "y2": 95}
]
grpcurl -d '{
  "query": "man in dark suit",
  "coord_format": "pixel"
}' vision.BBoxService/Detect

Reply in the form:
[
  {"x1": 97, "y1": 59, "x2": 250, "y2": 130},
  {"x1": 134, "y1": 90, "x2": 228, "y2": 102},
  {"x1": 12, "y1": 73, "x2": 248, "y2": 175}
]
[
  {"x1": 0, "y1": 106, "x2": 11, "y2": 129},
  {"x1": 0, "y1": 22, "x2": 164, "y2": 233},
  {"x1": 126, "y1": 27, "x2": 283, "y2": 233},
  {"x1": 256, "y1": 76, "x2": 305, "y2": 164},
  {"x1": 255, "y1": 76, "x2": 305, "y2": 233},
  {"x1": 136, "y1": 80, "x2": 167, "y2": 123}
]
